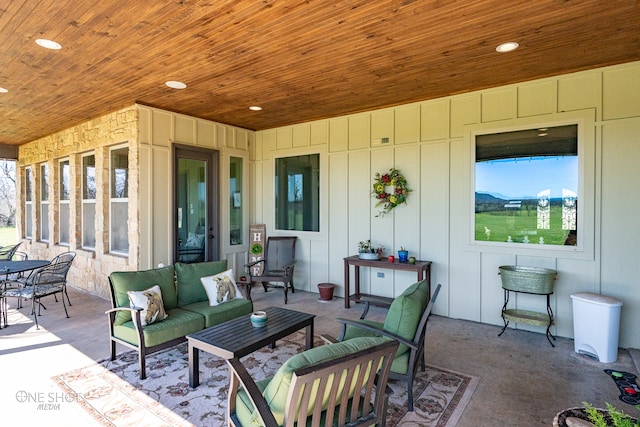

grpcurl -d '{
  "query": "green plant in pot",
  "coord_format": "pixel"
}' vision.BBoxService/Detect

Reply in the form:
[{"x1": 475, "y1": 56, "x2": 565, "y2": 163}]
[
  {"x1": 554, "y1": 403, "x2": 640, "y2": 427},
  {"x1": 358, "y1": 240, "x2": 384, "y2": 260},
  {"x1": 584, "y1": 403, "x2": 640, "y2": 427}
]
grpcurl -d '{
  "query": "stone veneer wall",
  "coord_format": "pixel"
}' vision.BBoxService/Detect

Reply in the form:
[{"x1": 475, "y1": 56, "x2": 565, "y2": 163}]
[{"x1": 17, "y1": 106, "x2": 139, "y2": 298}]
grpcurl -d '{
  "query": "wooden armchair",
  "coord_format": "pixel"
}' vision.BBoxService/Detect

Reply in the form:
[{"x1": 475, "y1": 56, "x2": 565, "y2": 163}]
[
  {"x1": 244, "y1": 236, "x2": 296, "y2": 304},
  {"x1": 322, "y1": 282, "x2": 441, "y2": 411},
  {"x1": 227, "y1": 337, "x2": 398, "y2": 427}
]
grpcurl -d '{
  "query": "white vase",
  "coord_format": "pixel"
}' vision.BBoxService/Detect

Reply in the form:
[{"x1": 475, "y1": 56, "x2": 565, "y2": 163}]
[{"x1": 358, "y1": 252, "x2": 379, "y2": 260}]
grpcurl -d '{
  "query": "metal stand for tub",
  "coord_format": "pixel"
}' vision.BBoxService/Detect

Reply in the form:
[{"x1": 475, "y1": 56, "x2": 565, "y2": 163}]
[{"x1": 497, "y1": 265, "x2": 558, "y2": 347}]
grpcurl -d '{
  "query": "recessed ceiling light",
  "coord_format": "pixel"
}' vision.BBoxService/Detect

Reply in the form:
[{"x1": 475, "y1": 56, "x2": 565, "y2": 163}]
[
  {"x1": 0, "y1": 87, "x2": 8, "y2": 93},
  {"x1": 165, "y1": 80, "x2": 187, "y2": 89},
  {"x1": 35, "y1": 38, "x2": 62, "y2": 50},
  {"x1": 538, "y1": 132, "x2": 548, "y2": 137},
  {"x1": 496, "y1": 42, "x2": 519, "y2": 53},
  {"x1": 249, "y1": 106, "x2": 262, "y2": 111}
]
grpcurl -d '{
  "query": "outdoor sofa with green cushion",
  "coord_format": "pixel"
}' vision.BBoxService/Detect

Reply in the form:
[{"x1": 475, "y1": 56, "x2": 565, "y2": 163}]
[
  {"x1": 107, "y1": 260, "x2": 253, "y2": 379},
  {"x1": 228, "y1": 336, "x2": 398, "y2": 427}
]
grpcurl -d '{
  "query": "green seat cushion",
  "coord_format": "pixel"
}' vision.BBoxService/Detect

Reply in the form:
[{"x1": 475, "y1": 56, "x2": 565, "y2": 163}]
[
  {"x1": 391, "y1": 351, "x2": 410, "y2": 374},
  {"x1": 109, "y1": 265, "x2": 177, "y2": 325},
  {"x1": 235, "y1": 380, "x2": 363, "y2": 427},
  {"x1": 342, "y1": 319, "x2": 384, "y2": 340},
  {"x1": 175, "y1": 260, "x2": 228, "y2": 306},
  {"x1": 236, "y1": 378, "x2": 271, "y2": 426},
  {"x1": 382, "y1": 279, "x2": 429, "y2": 355},
  {"x1": 236, "y1": 337, "x2": 388, "y2": 427},
  {"x1": 341, "y1": 321, "x2": 412, "y2": 373},
  {"x1": 181, "y1": 298, "x2": 253, "y2": 328},
  {"x1": 113, "y1": 308, "x2": 205, "y2": 348}
]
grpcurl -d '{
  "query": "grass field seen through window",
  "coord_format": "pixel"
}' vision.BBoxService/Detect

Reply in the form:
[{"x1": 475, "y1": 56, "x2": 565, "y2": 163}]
[{"x1": 475, "y1": 206, "x2": 571, "y2": 245}]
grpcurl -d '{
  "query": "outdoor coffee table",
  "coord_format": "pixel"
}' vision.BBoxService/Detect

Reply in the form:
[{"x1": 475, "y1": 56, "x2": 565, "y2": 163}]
[{"x1": 187, "y1": 306, "x2": 315, "y2": 388}]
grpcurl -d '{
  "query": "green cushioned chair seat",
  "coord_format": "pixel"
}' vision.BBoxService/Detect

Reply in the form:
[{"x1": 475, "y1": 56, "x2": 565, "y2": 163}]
[
  {"x1": 236, "y1": 380, "x2": 363, "y2": 427},
  {"x1": 113, "y1": 308, "x2": 205, "y2": 348},
  {"x1": 109, "y1": 265, "x2": 178, "y2": 325},
  {"x1": 175, "y1": 260, "x2": 228, "y2": 306},
  {"x1": 391, "y1": 351, "x2": 410, "y2": 375},
  {"x1": 342, "y1": 280, "x2": 429, "y2": 357},
  {"x1": 181, "y1": 298, "x2": 253, "y2": 328},
  {"x1": 342, "y1": 321, "x2": 411, "y2": 374},
  {"x1": 236, "y1": 337, "x2": 388, "y2": 427}
]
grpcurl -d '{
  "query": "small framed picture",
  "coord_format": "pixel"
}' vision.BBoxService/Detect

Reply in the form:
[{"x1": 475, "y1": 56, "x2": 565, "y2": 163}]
[{"x1": 233, "y1": 191, "x2": 241, "y2": 208}]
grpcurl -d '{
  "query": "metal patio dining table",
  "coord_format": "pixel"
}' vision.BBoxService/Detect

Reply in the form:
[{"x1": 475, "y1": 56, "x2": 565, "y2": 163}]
[{"x1": 0, "y1": 259, "x2": 51, "y2": 328}]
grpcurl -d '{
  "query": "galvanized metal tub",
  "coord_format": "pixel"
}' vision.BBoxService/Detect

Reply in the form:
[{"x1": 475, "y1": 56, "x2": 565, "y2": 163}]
[{"x1": 498, "y1": 265, "x2": 557, "y2": 294}]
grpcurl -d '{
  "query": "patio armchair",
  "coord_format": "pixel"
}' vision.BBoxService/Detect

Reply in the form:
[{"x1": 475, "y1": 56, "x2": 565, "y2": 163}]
[
  {"x1": 0, "y1": 242, "x2": 22, "y2": 260},
  {"x1": 2, "y1": 252, "x2": 76, "y2": 329},
  {"x1": 243, "y1": 236, "x2": 296, "y2": 304},
  {"x1": 2, "y1": 250, "x2": 29, "y2": 308},
  {"x1": 227, "y1": 337, "x2": 398, "y2": 427},
  {"x1": 322, "y1": 281, "x2": 441, "y2": 411}
]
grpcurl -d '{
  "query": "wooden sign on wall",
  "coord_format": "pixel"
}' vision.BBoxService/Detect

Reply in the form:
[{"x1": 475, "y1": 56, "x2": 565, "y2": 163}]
[{"x1": 248, "y1": 224, "x2": 266, "y2": 276}]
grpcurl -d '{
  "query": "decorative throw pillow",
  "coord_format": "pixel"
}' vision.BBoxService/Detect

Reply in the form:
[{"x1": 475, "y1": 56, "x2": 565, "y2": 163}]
[
  {"x1": 127, "y1": 285, "x2": 168, "y2": 326},
  {"x1": 186, "y1": 232, "x2": 205, "y2": 248},
  {"x1": 201, "y1": 269, "x2": 244, "y2": 306}
]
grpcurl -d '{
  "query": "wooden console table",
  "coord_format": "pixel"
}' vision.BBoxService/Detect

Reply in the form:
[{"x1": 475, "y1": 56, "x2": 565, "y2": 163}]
[{"x1": 343, "y1": 255, "x2": 432, "y2": 309}]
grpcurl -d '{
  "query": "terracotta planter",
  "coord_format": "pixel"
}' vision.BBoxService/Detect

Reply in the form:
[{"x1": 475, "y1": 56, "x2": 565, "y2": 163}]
[{"x1": 318, "y1": 283, "x2": 336, "y2": 301}]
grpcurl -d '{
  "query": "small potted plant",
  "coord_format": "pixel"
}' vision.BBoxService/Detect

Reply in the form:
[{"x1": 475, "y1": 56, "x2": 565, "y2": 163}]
[{"x1": 358, "y1": 240, "x2": 383, "y2": 260}]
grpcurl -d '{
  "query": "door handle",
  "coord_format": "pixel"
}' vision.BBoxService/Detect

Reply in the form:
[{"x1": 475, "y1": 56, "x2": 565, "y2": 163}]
[{"x1": 208, "y1": 234, "x2": 214, "y2": 239}]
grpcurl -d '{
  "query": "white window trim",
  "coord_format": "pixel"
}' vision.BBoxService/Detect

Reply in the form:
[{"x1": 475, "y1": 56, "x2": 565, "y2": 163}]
[{"x1": 464, "y1": 110, "x2": 596, "y2": 261}]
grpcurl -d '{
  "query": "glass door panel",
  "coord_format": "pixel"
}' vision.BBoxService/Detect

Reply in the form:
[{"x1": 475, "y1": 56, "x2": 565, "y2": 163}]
[{"x1": 174, "y1": 146, "x2": 219, "y2": 263}]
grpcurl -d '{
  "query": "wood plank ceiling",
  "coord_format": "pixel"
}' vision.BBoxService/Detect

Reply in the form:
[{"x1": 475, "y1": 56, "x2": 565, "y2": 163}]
[{"x1": 0, "y1": 0, "x2": 639, "y2": 146}]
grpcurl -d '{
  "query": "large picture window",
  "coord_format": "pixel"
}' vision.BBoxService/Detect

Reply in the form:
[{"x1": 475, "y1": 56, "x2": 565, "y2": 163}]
[
  {"x1": 110, "y1": 146, "x2": 129, "y2": 254},
  {"x1": 275, "y1": 154, "x2": 320, "y2": 232},
  {"x1": 474, "y1": 124, "x2": 578, "y2": 246}
]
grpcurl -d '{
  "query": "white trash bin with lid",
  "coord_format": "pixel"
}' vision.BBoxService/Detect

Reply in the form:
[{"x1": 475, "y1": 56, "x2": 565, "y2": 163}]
[{"x1": 570, "y1": 292, "x2": 623, "y2": 363}]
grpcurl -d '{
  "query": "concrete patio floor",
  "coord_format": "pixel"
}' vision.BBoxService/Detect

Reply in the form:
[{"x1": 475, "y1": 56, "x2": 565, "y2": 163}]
[{"x1": 1, "y1": 285, "x2": 638, "y2": 426}]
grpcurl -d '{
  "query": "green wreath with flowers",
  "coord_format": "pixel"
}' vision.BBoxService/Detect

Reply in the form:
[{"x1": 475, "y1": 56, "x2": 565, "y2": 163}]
[{"x1": 372, "y1": 168, "x2": 411, "y2": 217}]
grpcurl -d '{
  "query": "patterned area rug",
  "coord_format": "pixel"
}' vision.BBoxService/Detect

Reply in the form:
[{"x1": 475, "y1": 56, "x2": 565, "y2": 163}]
[{"x1": 53, "y1": 333, "x2": 478, "y2": 426}]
